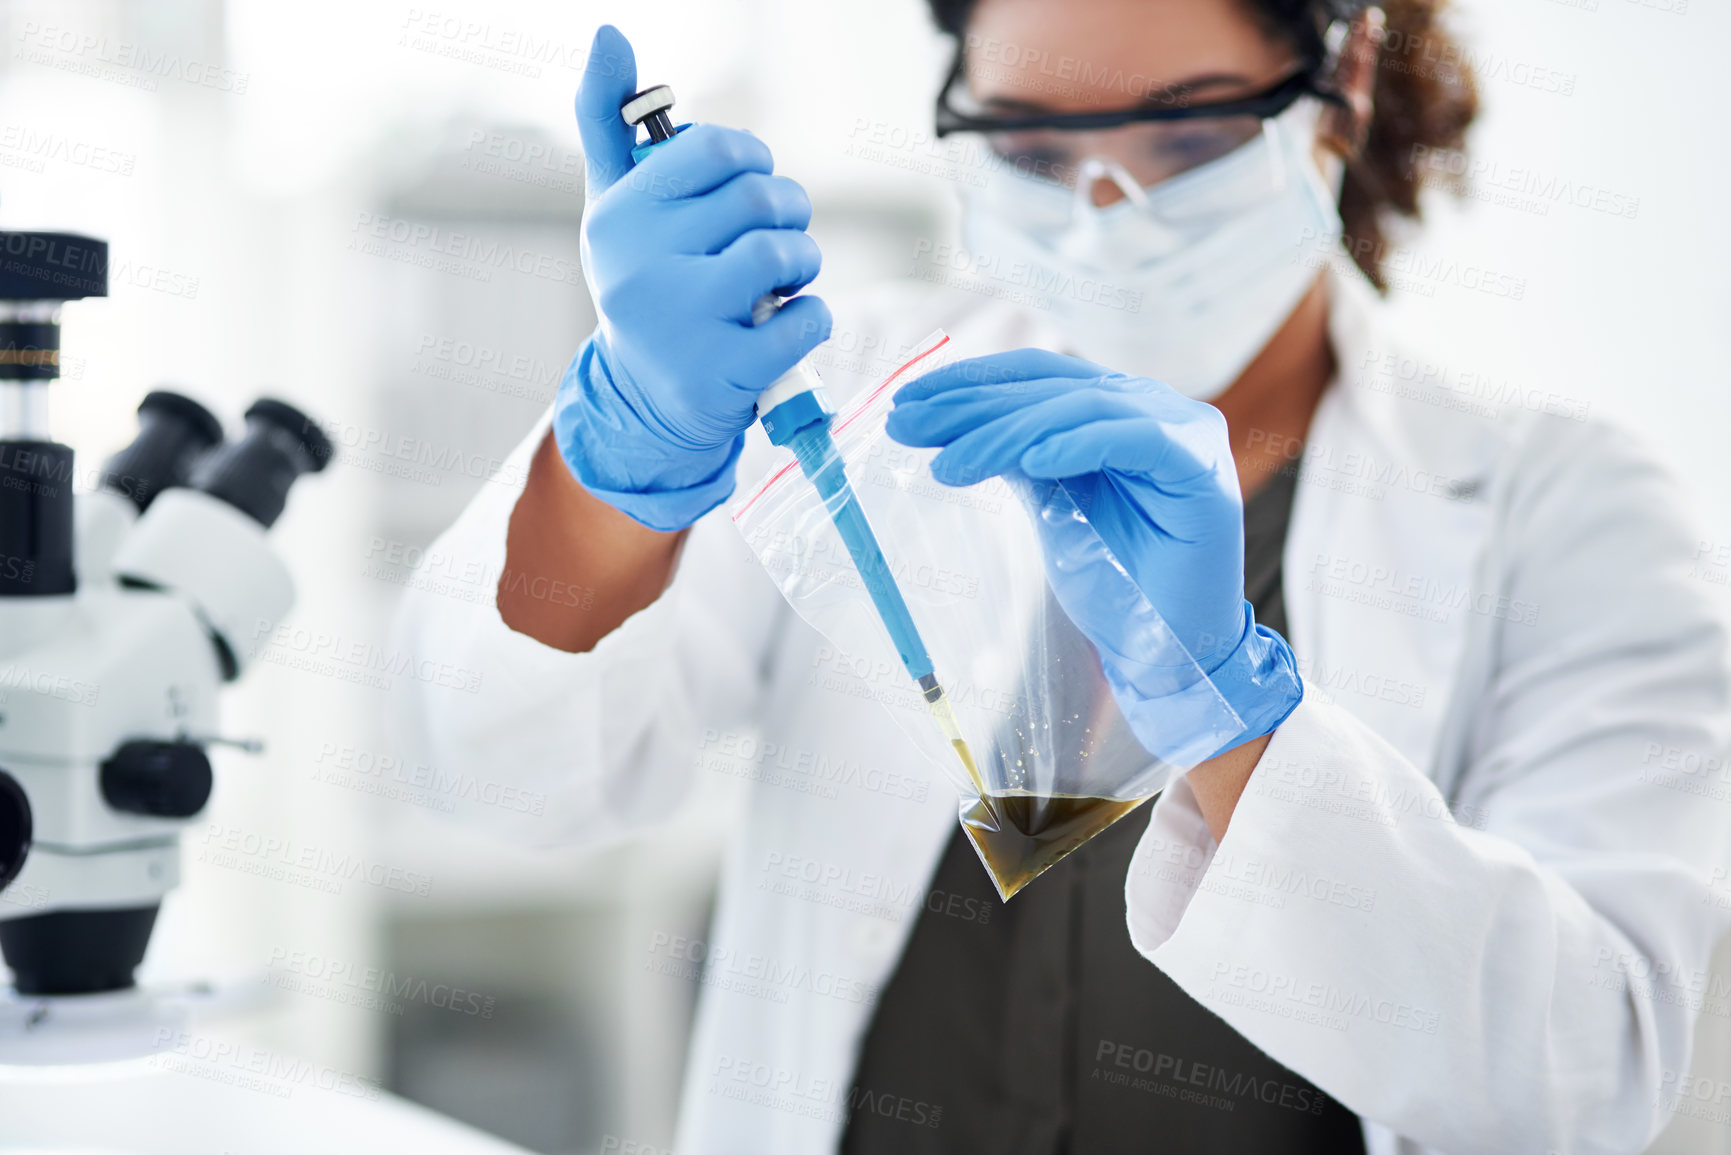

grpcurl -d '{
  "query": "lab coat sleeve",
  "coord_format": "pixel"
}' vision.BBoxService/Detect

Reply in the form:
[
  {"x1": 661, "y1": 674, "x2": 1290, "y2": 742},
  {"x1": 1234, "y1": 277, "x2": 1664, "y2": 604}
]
[
  {"x1": 1123, "y1": 416, "x2": 1731, "y2": 1154},
  {"x1": 386, "y1": 410, "x2": 786, "y2": 847}
]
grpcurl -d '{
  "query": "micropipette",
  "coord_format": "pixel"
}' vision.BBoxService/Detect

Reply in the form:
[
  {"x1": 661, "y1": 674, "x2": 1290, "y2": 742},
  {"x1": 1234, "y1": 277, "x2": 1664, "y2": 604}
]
[{"x1": 619, "y1": 85, "x2": 989, "y2": 802}]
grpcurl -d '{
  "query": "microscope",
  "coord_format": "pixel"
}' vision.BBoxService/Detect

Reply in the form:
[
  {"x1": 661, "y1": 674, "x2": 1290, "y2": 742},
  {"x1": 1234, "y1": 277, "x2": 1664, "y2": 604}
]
[{"x1": 0, "y1": 230, "x2": 329, "y2": 1031}]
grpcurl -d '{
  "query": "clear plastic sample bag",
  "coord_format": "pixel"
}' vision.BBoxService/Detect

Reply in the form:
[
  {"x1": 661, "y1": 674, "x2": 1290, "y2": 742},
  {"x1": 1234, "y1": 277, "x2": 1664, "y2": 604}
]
[{"x1": 732, "y1": 332, "x2": 1247, "y2": 899}]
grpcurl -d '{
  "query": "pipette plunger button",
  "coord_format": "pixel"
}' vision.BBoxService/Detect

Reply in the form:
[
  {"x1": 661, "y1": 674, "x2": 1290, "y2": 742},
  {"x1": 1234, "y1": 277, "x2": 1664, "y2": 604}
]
[{"x1": 622, "y1": 85, "x2": 678, "y2": 143}]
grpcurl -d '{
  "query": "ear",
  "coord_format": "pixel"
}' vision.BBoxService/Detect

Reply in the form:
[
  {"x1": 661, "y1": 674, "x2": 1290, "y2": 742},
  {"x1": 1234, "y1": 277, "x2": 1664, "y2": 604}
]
[{"x1": 1321, "y1": 7, "x2": 1384, "y2": 158}]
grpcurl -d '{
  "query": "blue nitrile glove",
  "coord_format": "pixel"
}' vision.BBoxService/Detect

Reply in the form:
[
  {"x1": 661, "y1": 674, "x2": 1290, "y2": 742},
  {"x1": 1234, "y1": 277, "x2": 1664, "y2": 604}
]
[
  {"x1": 555, "y1": 25, "x2": 833, "y2": 531},
  {"x1": 886, "y1": 349, "x2": 1302, "y2": 760}
]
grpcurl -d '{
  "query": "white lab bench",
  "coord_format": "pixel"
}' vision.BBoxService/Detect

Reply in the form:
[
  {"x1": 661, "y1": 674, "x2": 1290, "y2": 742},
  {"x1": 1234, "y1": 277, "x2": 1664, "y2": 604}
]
[{"x1": 0, "y1": 1054, "x2": 533, "y2": 1154}]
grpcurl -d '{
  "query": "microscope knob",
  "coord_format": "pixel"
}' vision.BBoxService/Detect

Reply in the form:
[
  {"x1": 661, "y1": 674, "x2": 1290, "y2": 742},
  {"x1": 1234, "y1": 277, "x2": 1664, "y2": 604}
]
[
  {"x1": 100, "y1": 741, "x2": 214, "y2": 819},
  {"x1": 0, "y1": 768, "x2": 30, "y2": 891}
]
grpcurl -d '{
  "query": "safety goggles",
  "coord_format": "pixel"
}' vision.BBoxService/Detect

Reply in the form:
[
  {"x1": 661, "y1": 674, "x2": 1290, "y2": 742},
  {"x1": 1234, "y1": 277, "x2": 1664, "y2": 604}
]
[{"x1": 934, "y1": 25, "x2": 1352, "y2": 192}]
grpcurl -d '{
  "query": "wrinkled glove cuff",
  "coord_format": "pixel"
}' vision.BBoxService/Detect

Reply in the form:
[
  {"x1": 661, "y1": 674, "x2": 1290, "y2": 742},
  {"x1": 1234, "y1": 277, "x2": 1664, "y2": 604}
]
[
  {"x1": 553, "y1": 339, "x2": 744, "y2": 533},
  {"x1": 1110, "y1": 601, "x2": 1303, "y2": 768},
  {"x1": 1198, "y1": 600, "x2": 1305, "y2": 757}
]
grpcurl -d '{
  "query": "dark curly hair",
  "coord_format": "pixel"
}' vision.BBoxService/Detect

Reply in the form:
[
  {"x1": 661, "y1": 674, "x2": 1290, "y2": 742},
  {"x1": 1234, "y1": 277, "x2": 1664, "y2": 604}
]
[{"x1": 926, "y1": 0, "x2": 1478, "y2": 291}]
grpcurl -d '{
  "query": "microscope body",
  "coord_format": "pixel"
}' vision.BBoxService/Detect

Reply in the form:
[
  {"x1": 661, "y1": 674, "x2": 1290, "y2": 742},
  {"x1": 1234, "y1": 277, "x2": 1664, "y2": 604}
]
[
  {"x1": 0, "y1": 525, "x2": 221, "y2": 922},
  {"x1": 0, "y1": 487, "x2": 299, "y2": 983},
  {"x1": 0, "y1": 230, "x2": 329, "y2": 999}
]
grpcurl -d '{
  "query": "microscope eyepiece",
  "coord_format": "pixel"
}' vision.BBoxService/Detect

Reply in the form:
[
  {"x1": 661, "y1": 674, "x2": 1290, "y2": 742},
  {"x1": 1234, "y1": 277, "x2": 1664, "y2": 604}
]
[
  {"x1": 188, "y1": 397, "x2": 333, "y2": 528},
  {"x1": 100, "y1": 390, "x2": 225, "y2": 513}
]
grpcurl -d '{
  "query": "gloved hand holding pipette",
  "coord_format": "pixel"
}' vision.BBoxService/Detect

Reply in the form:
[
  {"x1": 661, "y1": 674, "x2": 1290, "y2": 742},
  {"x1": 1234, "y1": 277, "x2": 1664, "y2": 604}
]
[
  {"x1": 557, "y1": 27, "x2": 992, "y2": 804},
  {"x1": 554, "y1": 24, "x2": 832, "y2": 533}
]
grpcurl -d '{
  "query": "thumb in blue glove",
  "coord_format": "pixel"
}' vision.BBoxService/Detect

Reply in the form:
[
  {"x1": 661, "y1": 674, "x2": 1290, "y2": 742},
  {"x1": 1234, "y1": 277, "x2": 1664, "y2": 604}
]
[
  {"x1": 556, "y1": 25, "x2": 834, "y2": 531},
  {"x1": 886, "y1": 349, "x2": 1302, "y2": 762}
]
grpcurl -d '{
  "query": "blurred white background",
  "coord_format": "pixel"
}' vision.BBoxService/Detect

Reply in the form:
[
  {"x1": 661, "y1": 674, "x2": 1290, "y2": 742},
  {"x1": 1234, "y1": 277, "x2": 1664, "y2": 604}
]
[{"x1": 0, "y1": 0, "x2": 1727, "y2": 1151}]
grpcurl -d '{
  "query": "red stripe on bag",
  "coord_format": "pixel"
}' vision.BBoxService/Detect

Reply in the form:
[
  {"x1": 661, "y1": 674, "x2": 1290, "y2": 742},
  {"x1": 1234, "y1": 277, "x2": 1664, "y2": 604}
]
[{"x1": 731, "y1": 335, "x2": 952, "y2": 521}]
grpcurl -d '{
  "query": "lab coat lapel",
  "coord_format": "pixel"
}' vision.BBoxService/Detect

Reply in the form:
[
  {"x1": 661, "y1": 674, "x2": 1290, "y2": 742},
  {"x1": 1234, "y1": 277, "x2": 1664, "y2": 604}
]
[{"x1": 1284, "y1": 268, "x2": 1511, "y2": 775}]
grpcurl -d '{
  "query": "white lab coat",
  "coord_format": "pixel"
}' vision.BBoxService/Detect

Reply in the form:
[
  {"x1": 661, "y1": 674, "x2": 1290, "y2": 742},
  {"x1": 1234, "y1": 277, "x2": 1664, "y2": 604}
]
[{"x1": 389, "y1": 262, "x2": 1731, "y2": 1155}]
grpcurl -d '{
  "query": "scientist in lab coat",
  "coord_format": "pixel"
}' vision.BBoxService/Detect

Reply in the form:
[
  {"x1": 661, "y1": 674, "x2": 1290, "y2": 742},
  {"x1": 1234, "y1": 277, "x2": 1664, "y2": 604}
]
[{"x1": 390, "y1": 1, "x2": 1731, "y2": 1152}]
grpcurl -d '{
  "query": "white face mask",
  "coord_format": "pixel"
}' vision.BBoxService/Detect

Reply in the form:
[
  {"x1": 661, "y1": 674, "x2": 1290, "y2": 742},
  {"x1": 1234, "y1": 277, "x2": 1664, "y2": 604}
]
[{"x1": 959, "y1": 100, "x2": 1344, "y2": 400}]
